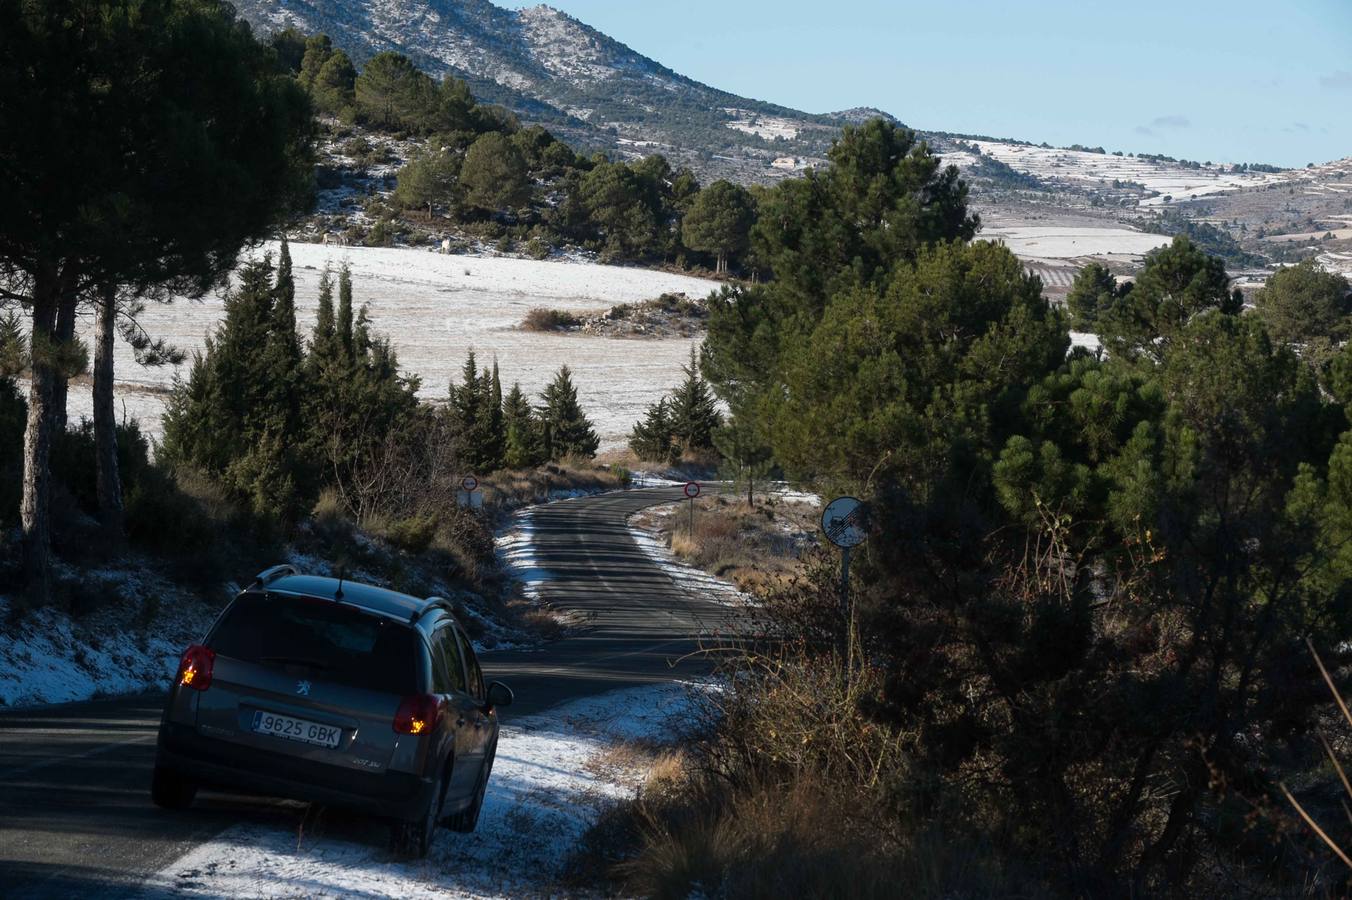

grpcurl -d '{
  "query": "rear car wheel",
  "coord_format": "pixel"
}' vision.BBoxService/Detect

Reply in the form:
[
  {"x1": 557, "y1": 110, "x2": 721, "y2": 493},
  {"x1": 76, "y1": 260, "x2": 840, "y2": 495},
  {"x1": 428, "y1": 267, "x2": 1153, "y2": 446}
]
[
  {"x1": 392, "y1": 766, "x2": 446, "y2": 858},
  {"x1": 150, "y1": 764, "x2": 197, "y2": 810}
]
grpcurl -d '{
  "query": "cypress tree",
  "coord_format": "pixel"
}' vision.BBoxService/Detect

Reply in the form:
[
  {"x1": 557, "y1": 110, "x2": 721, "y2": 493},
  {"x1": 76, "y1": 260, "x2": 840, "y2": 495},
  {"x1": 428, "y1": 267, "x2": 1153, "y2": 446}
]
[
  {"x1": 337, "y1": 264, "x2": 355, "y2": 360},
  {"x1": 451, "y1": 351, "x2": 495, "y2": 472},
  {"x1": 540, "y1": 365, "x2": 599, "y2": 460},
  {"x1": 486, "y1": 359, "x2": 505, "y2": 470},
  {"x1": 163, "y1": 256, "x2": 305, "y2": 519},
  {"x1": 309, "y1": 268, "x2": 337, "y2": 367}
]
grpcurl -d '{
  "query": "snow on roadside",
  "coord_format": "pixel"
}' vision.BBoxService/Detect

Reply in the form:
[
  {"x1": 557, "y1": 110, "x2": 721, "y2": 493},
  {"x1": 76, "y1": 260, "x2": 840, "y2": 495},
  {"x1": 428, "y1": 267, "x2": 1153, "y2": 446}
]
[
  {"x1": 627, "y1": 509, "x2": 753, "y2": 607},
  {"x1": 765, "y1": 482, "x2": 822, "y2": 508},
  {"x1": 143, "y1": 682, "x2": 700, "y2": 899},
  {"x1": 0, "y1": 568, "x2": 221, "y2": 708},
  {"x1": 495, "y1": 507, "x2": 550, "y2": 604},
  {"x1": 628, "y1": 469, "x2": 690, "y2": 488}
]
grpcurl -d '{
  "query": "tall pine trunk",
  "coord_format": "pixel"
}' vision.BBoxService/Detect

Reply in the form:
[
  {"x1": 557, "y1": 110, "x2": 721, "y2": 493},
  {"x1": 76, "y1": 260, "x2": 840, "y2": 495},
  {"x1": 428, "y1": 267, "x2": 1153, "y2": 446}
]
[
  {"x1": 51, "y1": 289, "x2": 76, "y2": 433},
  {"x1": 21, "y1": 266, "x2": 61, "y2": 604},
  {"x1": 94, "y1": 284, "x2": 124, "y2": 539}
]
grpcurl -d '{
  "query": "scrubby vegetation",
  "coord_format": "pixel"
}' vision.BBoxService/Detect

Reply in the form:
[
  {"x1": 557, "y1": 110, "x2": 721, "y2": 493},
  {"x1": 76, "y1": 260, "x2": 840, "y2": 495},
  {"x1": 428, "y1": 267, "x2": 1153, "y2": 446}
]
[
  {"x1": 520, "y1": 308, "x2": 582, "y2": 332},
  {"x1": 580, "y1": 119, "x2": 1352, "y2": 896},
  {"x1": 1136, "y1": 209, "x2": 1266, "y2": 267}
]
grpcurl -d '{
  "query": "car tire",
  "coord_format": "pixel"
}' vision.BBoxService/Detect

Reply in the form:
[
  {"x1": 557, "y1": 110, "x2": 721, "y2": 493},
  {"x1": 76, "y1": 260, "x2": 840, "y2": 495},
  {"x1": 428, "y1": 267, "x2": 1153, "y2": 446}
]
[
  {"x1": 448, "y1": 742, "x2": 495, "y2": 834},
  {"x1": 150, "y1": 764, "x2": 197, "y2": 810},
  {"x1": 392, "y1": 764, "x2": 447, "y2": 858}
]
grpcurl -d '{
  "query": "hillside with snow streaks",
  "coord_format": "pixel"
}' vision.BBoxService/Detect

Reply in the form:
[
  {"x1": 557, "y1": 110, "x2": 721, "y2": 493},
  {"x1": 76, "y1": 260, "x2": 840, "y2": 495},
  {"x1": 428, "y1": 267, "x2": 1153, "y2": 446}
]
[{"x1": 231, "y1": 0, "x2": 886, "y2": 182}]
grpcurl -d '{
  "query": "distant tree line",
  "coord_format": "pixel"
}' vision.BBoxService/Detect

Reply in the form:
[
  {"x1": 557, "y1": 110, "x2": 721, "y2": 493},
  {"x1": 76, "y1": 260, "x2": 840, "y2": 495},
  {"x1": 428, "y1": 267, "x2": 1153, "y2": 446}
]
[{"x1": 269, "y1": 30, "x2": 763, "y2": 273}]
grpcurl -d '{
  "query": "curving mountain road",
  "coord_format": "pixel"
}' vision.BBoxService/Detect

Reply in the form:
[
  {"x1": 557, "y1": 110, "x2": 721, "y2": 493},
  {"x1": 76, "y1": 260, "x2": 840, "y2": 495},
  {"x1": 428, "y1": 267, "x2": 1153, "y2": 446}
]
[{"x1": 0, "y1": 485, "x2": 727, "y2": 898}]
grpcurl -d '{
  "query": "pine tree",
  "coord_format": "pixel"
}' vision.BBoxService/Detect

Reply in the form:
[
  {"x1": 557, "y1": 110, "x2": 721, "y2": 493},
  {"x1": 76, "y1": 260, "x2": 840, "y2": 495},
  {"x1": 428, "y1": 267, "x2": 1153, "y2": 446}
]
[
  {"x1": 629, "y1": 397, "x2": 676, "y2": 463},
  {"x1": 0, "y1": 310, "x2": 26, "y2": 376},
  {"x1": 1065, "y1": 262, "x2": 1121, "y2": 332},
  {"x1": 667, "y1": 346, "x2": 723, "y2": 455},
  {"x1": 540, "y1": 365, "x2": 599, "y2": 460},
  {"x1": 714, "y1": 416, "x2": 774, "y2": 506},
  {"x1": 682, "y1": 180, "x2": 755, "y2": 273}
]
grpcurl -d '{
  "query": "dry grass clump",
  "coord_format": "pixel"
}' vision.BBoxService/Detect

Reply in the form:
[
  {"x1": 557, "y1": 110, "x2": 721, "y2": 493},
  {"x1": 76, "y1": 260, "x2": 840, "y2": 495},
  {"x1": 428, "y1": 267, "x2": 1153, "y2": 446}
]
[
  {"x1": 487, "y1": 458, "x2": 628, "y2": 510},
  {"x1": 569, "y1": 650, "x2": 1022, "y2": 899},
  {"x1": 659, "y1": 493, "x2": 815, "y2": 594},
  {"x1": 519, "y1": 307, "x2": 582, "y2": 332}
]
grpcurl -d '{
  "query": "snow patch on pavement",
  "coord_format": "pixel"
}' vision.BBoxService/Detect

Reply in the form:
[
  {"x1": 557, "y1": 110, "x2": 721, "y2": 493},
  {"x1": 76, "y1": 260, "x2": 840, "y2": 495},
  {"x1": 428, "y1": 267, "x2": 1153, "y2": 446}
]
[{"x1": 143, "y1": 682, "x2": 699, "y2": 899}]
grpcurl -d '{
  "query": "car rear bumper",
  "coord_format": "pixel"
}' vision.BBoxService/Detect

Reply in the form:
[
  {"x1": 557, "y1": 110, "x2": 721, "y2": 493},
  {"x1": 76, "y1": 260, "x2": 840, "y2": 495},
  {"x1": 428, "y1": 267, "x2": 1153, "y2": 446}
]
[{"x1": 156, "y1": 722, "x2": 434, "y2": 821}]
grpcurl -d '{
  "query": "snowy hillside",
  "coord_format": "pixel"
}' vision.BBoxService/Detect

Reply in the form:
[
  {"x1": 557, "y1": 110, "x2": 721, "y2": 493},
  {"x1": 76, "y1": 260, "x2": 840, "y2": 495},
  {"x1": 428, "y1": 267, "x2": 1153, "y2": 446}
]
[{"x1": 232, "y1": 0, "x2": 862, "y2": 182}]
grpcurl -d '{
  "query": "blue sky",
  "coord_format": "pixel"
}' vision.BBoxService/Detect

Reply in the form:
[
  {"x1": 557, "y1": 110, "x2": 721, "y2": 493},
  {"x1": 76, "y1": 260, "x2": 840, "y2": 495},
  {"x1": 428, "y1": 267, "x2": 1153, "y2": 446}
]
[{"x1": 502, "y1": 0, "x2": 1351, "y2": 167}]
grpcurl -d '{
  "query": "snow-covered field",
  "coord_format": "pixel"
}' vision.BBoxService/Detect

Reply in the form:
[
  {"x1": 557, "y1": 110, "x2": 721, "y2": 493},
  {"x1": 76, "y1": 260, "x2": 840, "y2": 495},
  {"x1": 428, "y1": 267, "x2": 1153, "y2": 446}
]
[
  {"x1": 723, "y1": 108, "x2": 802, "y2": 141},
  {"x1": 1318, "y1": 249, "x2": 1352, "y2": 279},
  {"x1": 981, "y1": 224, "x2": 1170, "y2": 260},
  {"x1": 967, "y1": 140, "x2": 1285, "y2": 204},
  {"x1": 141, "y1": 682, "x2": 699, "y2": 899},
  {"x1": 69, "y1": 243, "x2": 719, "y2": 451}
]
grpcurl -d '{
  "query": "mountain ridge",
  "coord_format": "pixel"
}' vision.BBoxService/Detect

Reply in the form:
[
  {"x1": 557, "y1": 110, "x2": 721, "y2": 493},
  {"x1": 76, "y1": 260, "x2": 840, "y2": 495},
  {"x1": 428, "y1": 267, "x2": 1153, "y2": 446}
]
[{"x1": 233, "y1": 0, "x2": 890, "y2": 181}]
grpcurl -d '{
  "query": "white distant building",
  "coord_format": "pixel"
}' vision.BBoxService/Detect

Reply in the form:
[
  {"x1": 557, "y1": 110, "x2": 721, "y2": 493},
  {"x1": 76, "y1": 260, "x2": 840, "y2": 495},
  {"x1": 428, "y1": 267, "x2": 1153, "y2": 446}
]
[{"x1": 771, "y1": 156, "x2": 801, "y2": 171}]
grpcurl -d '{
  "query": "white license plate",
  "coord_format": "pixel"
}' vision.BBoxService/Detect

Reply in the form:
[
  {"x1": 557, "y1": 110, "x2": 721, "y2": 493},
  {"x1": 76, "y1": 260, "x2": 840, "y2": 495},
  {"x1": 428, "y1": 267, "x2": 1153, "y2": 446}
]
[{"x1": 251, "y1": 710, "x2": 342, "y2": 748}]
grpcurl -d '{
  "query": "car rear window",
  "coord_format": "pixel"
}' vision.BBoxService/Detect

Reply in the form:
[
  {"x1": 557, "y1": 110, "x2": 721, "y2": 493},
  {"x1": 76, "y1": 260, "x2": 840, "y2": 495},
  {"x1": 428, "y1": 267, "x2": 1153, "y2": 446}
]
[{"x1": 209, "y1": 592, "x2": 420, "y2": 695}]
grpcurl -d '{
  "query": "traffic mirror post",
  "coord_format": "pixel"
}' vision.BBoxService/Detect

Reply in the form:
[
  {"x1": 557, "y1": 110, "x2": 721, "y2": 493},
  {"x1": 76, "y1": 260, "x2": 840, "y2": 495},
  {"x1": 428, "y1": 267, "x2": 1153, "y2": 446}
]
[
  {"x1": 841, "y1": 544, "x2": 853, "y2": 664},
  {"x1": 822, "y1": 496, "x2": 868, "y2": 669}
]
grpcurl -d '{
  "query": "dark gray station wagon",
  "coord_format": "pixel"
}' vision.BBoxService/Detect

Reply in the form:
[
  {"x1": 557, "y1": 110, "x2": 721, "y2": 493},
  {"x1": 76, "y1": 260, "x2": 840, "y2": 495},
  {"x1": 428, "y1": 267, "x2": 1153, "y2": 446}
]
[{"x1": 152, "y1": 565, "x2": 513, "y2": 857}]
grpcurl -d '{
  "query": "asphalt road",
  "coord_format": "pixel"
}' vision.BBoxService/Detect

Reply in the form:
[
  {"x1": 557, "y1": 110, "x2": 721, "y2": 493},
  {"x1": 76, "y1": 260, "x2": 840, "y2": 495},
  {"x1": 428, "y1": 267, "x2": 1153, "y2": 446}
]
[{"x1": 0, "y1": 484, "x2": 729, "y2": 898}]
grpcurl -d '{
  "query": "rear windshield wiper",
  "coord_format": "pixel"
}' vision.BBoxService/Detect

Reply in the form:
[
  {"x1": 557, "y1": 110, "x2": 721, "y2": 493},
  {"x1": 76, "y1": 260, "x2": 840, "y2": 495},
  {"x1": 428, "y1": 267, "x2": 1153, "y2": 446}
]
[{"x1": 260, "y1": 655, "x2": 332, "y2": 670}]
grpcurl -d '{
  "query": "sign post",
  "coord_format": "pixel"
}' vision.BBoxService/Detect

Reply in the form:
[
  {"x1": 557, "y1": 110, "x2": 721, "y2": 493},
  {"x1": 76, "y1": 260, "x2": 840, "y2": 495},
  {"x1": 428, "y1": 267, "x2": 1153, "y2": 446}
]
[
  {"x1": 684, "y1": 482, "x2": 701, "y2": 536},
  {"x1": 458, "y1": 475, "x2": 481, "y2": 509},
  {"x1": 821, "y1": 496, "x2": 869, "y2": 664}
]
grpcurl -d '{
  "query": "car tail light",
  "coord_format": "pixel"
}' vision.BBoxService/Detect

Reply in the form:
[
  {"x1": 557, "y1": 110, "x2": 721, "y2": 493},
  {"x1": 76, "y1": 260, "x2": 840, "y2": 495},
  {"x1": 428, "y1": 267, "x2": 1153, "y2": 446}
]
[
  {"x1": 176, "y1": 644, "x2": 215, "y2": 692},
  {"x1": 394, "y1": 693, "x2": 440, "y2": 735}
]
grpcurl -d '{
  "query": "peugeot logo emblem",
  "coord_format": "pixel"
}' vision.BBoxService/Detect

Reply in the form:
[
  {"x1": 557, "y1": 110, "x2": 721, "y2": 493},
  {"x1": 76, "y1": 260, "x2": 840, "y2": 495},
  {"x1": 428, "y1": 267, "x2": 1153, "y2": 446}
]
[{"x1": 296, "y1": 680, "x2": 312, "y2": 696}]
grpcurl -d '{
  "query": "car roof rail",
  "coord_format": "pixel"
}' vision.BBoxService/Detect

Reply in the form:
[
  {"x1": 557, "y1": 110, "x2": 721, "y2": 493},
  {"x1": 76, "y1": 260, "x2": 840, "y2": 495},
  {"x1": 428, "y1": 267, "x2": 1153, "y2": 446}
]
[
  {"x1": 410, "y1": 596, "x2": 453, "y2": 625},
  {"x1": 252, "y1": 564, "x2": 299, "y2": 589}
]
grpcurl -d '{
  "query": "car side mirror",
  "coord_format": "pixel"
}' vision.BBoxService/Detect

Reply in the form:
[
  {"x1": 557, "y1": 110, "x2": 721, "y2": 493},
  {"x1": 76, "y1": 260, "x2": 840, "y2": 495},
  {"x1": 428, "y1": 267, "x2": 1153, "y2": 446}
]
[{"x1": 486, "y1": 681, "x2": 513, "y2": 710}]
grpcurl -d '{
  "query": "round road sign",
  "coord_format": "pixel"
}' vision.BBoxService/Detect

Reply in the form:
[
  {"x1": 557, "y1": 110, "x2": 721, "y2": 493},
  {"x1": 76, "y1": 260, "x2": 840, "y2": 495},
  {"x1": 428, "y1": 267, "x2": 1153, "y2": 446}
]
[
  {"x1": 461, "y1": 475, "x2": 480, "y2": 492},
  {"x1": 684, "y1": 482, "x2": 701, "y2": 499},
  {"x1": 822, "y1": 496, "x2": 868, "y2": 548}
]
